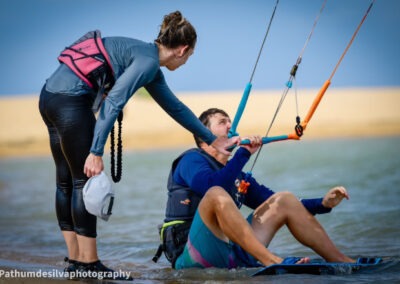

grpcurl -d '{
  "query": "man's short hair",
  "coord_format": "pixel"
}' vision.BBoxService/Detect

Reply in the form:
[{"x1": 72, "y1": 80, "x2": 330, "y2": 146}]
[{"x1": 194, "y1": 108, "x2": 229, "y2": 148}]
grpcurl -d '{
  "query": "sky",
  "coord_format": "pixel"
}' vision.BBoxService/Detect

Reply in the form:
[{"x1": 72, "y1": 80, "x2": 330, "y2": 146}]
[{"x1": 0, "y1": 0, "x2": 399, "y2": 96}]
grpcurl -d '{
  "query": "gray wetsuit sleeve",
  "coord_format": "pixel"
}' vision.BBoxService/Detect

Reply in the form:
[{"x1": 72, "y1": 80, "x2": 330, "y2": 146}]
[
  {"x1": 144, "y1": 70, "x2": 217, "y2": 145},
  {"x1": 90, "y1": 57, "x2": 159, "y2": 156}
]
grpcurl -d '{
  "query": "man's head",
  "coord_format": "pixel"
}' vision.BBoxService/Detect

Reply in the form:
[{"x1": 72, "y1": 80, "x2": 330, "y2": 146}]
[{"x1": 194, "y1": 108, "x2": 231, "y2": 148}]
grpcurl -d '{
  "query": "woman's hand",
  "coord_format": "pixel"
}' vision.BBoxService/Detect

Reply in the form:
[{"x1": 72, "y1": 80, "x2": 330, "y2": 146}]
[
  {"x1": 210, "y1": 136, "x2": 241, "y2": 155},
  {"x1": 241, "y1": 135, "x2": 263, "y2": 154},
  {"x1": 84, "y1": 153, "x2": 104, "y2": 178},
  {"x1": 322, "y1": 186, "x2": 350, "y2": 208}
]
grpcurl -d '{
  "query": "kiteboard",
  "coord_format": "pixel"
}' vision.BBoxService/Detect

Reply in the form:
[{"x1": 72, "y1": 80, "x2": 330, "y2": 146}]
[{"x1": 251, "y1": 257, "x2": 383, "y2": 277}]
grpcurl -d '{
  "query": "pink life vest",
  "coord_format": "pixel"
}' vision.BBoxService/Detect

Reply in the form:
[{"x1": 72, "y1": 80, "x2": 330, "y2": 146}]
[{"x1": 58, "y1": 30, "x2": 114, "y2": 112}]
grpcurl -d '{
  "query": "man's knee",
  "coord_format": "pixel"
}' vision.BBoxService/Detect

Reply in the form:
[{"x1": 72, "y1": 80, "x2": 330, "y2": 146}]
[
  {"x1": 253, "y1": 192, "x2": 301, "y2": 226},
  {"x1": 268, "y1": 191, "x2": 298, "y2": 209},
  {"x1": 201, "y1": 186, "x2": 234, "y2": 211}
]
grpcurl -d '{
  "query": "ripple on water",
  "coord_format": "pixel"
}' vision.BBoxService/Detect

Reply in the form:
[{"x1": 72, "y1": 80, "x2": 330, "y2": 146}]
[{"x1": 0, "y1": 138, "x2": 399, "y2": 282}]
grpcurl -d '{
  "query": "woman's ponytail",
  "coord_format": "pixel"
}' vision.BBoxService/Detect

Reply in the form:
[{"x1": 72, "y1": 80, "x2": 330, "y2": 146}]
[{"x1": 155, "y1": 11, "x2": 196, "y2": 49}]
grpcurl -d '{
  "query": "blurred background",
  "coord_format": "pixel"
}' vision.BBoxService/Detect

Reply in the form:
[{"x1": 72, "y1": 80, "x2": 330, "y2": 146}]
[
  {"x1": 0, "y1": 0, "x2": 399, "y2": 95},
  {"x1": 0, "y1": 0, "x2": 399, "y2": 156}
]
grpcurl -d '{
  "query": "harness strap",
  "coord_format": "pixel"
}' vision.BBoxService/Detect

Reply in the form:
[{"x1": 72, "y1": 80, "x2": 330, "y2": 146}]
[
  {"x1": 92, "y1": 72, "x2": 107, "y2": 113},
  {"x1": 152, "y1": 244, "x2": 163, "y2": 263},
  {"x1": 152, "y1": 220, "x2": 190, "y2": 265}
]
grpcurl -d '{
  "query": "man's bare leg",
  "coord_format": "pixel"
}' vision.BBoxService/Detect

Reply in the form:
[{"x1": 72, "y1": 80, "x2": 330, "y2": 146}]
[
  {"x1": 251, "y1": 191, "x2": 355, "y2": 263},
  {"x1": 198, "y1": 186, "x2": 284, "y2": 266}
]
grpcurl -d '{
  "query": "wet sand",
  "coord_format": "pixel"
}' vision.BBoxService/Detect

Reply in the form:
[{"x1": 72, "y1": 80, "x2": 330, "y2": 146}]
[{"x1": 0, "y1": 87, "x2": 399, "y2": 157}]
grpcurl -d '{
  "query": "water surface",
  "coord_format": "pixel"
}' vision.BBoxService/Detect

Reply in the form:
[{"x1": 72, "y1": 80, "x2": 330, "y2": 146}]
[{"x1": 0, "y1": 137, "x2": 399, "y2": 283}]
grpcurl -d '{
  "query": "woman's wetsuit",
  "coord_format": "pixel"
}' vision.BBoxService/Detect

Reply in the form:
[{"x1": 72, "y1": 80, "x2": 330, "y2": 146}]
[
  {"x1": 40, "y1": 36, "x2": 217, "y2": 238},
  {"x1": 39, "y1": 86, "x2": 97, "y2": 237}
]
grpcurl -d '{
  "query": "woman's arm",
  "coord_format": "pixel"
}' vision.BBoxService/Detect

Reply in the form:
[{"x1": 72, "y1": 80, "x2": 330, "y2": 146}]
[
  {"x1": 145, "y1": 70, "x2": 217, "y2": 145},
  {"x1": 84, "y1": 57, "x2": 159, "y2": 177},
  {"x1": 90, "y1": 58, "x2": 159, "y2": 156},
  {"x1": 145, "y1": 70, "x2": 241, "y2": 155}
]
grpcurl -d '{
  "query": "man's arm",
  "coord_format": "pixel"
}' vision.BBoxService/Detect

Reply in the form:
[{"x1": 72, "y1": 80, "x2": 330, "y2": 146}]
[
  {"x1": 300, "y1": 198, "x2": 332, "y2": 215},
  {"x1": 174, "y1": 148, "x2": 251, "y2": 197},
  {"x1": 244, "y1": 177, "x2": 332, "y2": 215},
  {"x1": 301, "y1": 186, "x2": 350, "y2": 214}
]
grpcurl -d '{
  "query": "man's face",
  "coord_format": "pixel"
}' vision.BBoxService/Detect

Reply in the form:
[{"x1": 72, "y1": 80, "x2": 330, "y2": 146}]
[{"x1": 207, "y1": 113, "x2": 231, "y2": 137}]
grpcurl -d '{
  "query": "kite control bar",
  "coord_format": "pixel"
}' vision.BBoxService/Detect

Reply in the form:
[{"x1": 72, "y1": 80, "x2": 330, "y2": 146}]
[{"x1": 240, "y1": 79, "x2": 331, "y2": 146}]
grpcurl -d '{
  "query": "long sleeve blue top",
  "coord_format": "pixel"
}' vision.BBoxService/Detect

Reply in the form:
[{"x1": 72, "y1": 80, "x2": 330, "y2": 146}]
[
  {"x1": 173, "y1": 147, "x2": 331, "y2": 215},
  {"x1": 46, "y1": 37, "x2": 216, "y2": 156}
]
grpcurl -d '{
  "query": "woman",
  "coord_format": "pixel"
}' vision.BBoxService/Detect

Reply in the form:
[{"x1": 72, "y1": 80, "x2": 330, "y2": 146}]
[{"x1": 39, "y1": 11, "x2": 240, "y2": 277}]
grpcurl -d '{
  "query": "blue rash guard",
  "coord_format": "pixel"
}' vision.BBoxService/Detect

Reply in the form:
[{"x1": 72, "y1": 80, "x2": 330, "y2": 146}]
[
  {"x1": 173, "y1": 147, "x2": 331, "y2": 214},
  {"x1": 46, "y1": 37, "x2": 216, "y2": 156}
]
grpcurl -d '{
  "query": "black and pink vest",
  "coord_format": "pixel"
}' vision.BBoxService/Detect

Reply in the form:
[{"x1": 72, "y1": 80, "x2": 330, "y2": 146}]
[{"x1": 58, "y1": 30, "x2": 114, "y2": 112}]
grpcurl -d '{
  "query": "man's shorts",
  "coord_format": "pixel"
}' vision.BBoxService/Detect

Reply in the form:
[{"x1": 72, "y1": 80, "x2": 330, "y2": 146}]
[{"x1": 174, "y1": 210, "x2": 262, "y2": 269}]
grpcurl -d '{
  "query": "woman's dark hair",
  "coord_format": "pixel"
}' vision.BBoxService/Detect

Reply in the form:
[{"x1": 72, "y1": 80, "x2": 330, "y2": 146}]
[
  {"x1": 194, "y1": 108, "x2": 229, "y2": 148},
  {"x1": 155, "y1": 11, "x2": 197, "y2": 50}
]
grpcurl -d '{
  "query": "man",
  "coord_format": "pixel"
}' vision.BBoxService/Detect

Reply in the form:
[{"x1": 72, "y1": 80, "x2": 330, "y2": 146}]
[{"x1": 156, "y1": 108, "x2": 354, "y2": 269}]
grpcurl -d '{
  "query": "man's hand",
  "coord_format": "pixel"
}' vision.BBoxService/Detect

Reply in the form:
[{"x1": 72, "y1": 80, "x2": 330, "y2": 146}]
[
  {"x1": 84, "y1": 153, "x2": 104, "y2": 178},
  {"x1": 241, "y1": 135, "x2": 262, "y2": 154},
  {"x1": 211, "y1": 136, "x2": 241, "y2": 155},
  {"x1": 322, "y1": 186, "x2": 349, "y2": 209}
]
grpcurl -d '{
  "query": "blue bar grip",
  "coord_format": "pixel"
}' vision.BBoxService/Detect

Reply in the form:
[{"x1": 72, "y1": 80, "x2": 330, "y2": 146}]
[
  {"x1": 228, "y1": 83, "x2": 253, "y2": 138},
  {"x1": 240, "y1": 135, "x2": 289, "y2": 145}
]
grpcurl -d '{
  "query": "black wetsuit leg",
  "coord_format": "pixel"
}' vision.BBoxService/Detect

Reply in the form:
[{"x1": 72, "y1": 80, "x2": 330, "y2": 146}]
[
  {"x1": 47, "y1": 123, "x2": 75, "y2": 232},
  {"x1": 39, "y1": 85, "x2": 97, "y2": 238}
]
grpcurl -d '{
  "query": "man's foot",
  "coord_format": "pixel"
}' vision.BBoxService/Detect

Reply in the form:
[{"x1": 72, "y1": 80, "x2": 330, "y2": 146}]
[
  {"x1": 296, "y1": 257, "x2": 311, "y2": 264},
  {"x1": 281, "y1": 257, "x2": 311, "y2": 265}
]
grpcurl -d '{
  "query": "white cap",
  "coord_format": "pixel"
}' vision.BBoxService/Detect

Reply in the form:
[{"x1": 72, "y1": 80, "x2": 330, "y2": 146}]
[{"x1": 83, "y1": 171, "x2": 115, "y2": 221}]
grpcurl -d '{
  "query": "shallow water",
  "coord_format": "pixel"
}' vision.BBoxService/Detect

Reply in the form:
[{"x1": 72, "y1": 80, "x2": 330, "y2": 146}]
[{"x1": 0, "y1": 137, "x2": 399, "y2": 283}]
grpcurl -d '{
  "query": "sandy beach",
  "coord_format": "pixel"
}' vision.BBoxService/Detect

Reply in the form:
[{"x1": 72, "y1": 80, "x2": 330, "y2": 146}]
[{"x1": 0, "y1": 87, "x2": 399, "y2": 157}]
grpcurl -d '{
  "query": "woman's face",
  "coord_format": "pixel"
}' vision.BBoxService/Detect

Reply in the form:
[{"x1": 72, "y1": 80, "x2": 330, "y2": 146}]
[{"x1": 166, "y1": 46, "x2": 194, "y2": 71}]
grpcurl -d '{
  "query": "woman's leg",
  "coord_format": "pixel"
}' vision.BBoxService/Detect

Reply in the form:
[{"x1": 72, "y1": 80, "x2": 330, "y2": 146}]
[
  {"x1": 56, "y1": 98, "x2": 98, "y2": 263},
  {"x1": 50, "y1": 126, "x2": 80, "y2": 260},
  {"x1": 43, "y1": 90, "x2": 98, "y2": 263},
  {"x1": 39, "y1": 88, "x2": 79, "y2": 261}
]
